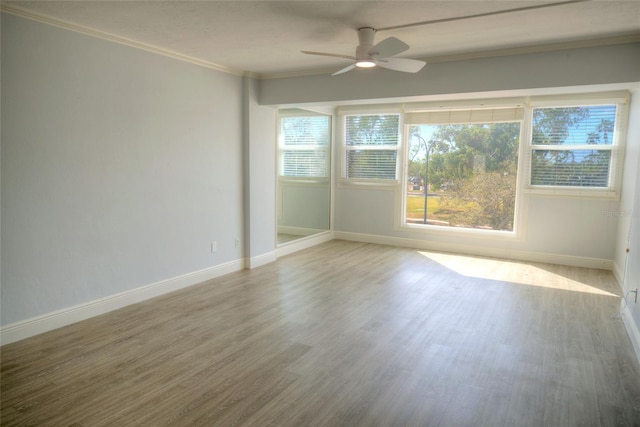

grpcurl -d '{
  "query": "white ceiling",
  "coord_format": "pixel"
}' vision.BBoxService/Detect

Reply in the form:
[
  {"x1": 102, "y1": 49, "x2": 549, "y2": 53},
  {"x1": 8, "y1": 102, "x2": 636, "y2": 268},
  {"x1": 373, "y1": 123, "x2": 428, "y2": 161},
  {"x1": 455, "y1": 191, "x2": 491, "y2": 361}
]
[{"x1": 4, "y1": 1, "x2": 640, "y2": 77}]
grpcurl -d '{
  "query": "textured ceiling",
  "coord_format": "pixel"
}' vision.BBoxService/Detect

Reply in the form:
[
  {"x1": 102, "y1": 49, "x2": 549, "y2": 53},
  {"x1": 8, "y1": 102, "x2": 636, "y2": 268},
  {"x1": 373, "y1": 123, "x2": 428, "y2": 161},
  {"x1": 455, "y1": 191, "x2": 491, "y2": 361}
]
[{"x1": 4, "y1": 1, "x2": 640, "y2": 76}]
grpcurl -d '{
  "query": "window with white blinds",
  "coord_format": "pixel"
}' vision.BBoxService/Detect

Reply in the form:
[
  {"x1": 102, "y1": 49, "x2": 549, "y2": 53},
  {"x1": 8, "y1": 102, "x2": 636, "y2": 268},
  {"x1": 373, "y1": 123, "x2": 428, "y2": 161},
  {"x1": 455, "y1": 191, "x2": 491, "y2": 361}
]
[
  {"x1": 529, "y1": 105, "x2": 617, "y2": 188},
  {"x1": 343, "y1": 114, "x2": 400, "y2": 180},
  {"x1": 279, "y1": 115, "x2": 330, "y2": 178}
]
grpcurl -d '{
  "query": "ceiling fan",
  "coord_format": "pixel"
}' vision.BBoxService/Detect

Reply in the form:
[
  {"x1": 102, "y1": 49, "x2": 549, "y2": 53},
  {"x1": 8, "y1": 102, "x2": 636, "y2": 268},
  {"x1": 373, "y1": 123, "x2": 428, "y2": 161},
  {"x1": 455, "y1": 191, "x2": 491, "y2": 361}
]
[
  {"x1": 300, "y1": 0, "x2": 588, "y2": 76},
  {"x1": 302, "y1": 27, "x2": 426, "y2": 76}
]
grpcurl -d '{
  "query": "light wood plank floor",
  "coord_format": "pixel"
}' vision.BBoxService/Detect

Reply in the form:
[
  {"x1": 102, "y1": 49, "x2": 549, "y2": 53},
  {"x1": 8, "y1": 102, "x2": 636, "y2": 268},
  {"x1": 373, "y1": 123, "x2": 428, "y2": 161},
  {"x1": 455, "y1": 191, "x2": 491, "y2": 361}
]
[{"x1": 2, "y1": 241, "x2": 640, "y2": 426}]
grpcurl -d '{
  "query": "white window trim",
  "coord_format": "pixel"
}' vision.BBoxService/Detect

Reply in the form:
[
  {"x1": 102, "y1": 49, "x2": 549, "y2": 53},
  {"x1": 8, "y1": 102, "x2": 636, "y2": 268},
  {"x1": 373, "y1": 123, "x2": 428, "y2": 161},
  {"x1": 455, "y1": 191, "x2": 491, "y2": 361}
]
[
  {"x1": 397, "y1": 105, "x2": 527, "y2": 240},
  {"x1": 523, "y1": 92, "x2": 629, "y2": 199},
  {"x1": 338, "y1": 111, "x2": 403, "y2": 188}
]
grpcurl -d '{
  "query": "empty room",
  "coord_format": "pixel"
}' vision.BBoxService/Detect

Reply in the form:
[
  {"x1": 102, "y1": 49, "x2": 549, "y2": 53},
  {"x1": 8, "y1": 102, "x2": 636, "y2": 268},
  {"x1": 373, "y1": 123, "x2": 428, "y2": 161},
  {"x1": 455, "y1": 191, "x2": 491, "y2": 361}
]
[{"x1": 2, "y1": 1, "x2": 640, "y2": 425}]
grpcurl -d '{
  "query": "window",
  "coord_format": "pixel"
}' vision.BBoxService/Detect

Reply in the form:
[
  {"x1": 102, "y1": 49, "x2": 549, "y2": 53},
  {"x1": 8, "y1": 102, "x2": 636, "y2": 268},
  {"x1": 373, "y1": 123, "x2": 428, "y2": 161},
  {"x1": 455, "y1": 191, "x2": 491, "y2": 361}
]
[
  {"x1": 529, "y1": 104, "x2": 618, "y2": 189},
  {"x1": 403, "y1": 107, "x2": 523, "y2": 233},
  {"x1": 278, "y1": 113, "x2": 330, "y2": 178},
  {"x1": 343, "y1": 113, "x2": 400, "y2": 180}
]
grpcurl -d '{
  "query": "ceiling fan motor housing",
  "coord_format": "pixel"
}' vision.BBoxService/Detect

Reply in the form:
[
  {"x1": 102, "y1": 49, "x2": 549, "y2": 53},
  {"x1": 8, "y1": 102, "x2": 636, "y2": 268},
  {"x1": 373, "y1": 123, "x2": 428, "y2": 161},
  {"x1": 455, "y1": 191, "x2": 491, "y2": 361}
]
[{"x1": 356, "y1": 27, "x2": 377, "y2": 61}]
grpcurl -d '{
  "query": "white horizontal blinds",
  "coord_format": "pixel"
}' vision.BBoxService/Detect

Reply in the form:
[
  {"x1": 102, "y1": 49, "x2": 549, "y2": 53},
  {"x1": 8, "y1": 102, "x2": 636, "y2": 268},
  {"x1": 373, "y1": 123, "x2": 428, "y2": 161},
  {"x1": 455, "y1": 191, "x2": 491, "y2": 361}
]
[
  {"x1": 282, "y1": 151, "x2": 328, "y2": 177},
  {"x1": 345, "y1": 114, "x2": 399, "y2": 145},
  {"x1": 532, "y1": 105, "x2": 616, "y2": 146},
  {"x1": 281, "y1": 116, "x2": 330, "y2": 146},
  {"x1": 280, "y1": 115, "x2": 329, "y2": 178},
  {"x1": 346, "y1": 150, "x2": 398, "y2": 179},
  {"x1": 531, "y1": 150, "x2": 611, "y2": 187},
  {"x1": 405, "y1": 107, "x2": 524, "y2": 125},
  {"x1": 530, "y1": 105, "x2": 616, "y2": 188},
  {"x1": 344, "y1": 114, "x2": 400, "y2": 179}
]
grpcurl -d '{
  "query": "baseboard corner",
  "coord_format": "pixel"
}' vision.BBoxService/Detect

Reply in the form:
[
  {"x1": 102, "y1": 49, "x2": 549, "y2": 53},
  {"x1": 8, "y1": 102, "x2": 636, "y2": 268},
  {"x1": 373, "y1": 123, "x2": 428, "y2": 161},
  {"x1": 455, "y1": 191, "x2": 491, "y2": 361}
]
[{"x1": 246, "y1": 251, "x2": 277, "y2": 269}]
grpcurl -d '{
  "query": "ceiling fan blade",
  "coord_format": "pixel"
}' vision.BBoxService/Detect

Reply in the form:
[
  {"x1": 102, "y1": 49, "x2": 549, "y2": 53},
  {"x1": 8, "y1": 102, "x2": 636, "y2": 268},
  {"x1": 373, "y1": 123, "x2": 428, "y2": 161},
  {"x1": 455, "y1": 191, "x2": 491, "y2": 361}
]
[
  {"x1": 368, "y1": 37, "x2": 409, "y2": 58},
  {"x1": 332, "y1": 64, "x2": 357, "y2": 76},
  {"x1": 301, "y1": 51, "x2": 356, "y2": 60},
  {"x1": 377, "y1": 57, "x2": 426, "y2": 73}
]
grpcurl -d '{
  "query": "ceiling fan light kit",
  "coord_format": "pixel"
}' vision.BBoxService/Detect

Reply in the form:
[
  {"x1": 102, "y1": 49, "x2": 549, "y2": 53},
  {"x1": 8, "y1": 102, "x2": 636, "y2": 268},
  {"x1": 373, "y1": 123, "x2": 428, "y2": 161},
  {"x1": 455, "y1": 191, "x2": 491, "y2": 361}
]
[{"x1": 355, "y1": 60, "x2": 376, "y2": 68}]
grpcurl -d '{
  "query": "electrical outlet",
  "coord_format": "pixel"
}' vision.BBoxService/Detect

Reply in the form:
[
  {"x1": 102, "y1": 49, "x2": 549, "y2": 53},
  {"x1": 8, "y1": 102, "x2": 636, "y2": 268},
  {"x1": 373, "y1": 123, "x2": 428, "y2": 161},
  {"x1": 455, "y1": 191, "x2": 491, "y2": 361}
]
[
  {"x1": 211, "y1": 241, "x2": 217, "y2": 253},
  {"x1": 235, "y1": 238, "x2": 240, "y2": 248}
]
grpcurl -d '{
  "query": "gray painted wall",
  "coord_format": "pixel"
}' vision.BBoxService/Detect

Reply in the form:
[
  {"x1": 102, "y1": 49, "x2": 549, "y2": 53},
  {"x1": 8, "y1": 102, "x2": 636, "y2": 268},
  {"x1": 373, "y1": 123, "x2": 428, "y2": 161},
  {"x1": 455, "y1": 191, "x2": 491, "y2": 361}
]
[
  {"x1": 628, "y1": 144, "x2": 640, "y2": 338},
  {"x1": 629, "y1": 155, "x2": 640, "y2": 332},
  {"x1": 261, "y1": 43, "x2": 640, "y2": 105},
  {"x1": 243, "y1": 77, "x2": 276, "y2": 260},
  {"x1": 333, "y1": 187, "x2": 621, "y2": 261},
  {"x1": 1, "y1": 13, "x2": 245, "y2": 325},
  {"x1": 616, "y1": 89, "x2": 640, "y2": 333}
]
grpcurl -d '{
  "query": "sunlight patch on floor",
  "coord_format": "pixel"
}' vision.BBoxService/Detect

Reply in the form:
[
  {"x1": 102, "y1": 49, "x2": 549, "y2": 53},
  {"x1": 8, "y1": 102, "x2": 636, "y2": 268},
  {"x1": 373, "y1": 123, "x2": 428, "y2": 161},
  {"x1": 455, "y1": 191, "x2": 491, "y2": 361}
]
[{"x1": 418, "y1": 251, "x2": 618, "y2": 297}]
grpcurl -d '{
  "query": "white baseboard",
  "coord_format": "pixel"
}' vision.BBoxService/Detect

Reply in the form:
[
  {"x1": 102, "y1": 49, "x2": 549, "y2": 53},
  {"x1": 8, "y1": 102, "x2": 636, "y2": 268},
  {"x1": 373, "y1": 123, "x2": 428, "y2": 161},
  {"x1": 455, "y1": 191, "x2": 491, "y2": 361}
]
[
  {"x1": 0, "y1": 259, "x2": 244, "y2": 346},
  {"x1": 621, "y1": 303, "x2": 640, "y2": 366},
  {"x1": 245, "y1": 251, "x2": 277, "y2": 269},
  {"x1": 276, "y1": 231, "x2": 334, "y2": 258},
  {"x1": 333, "y1": 231, "x2": 614, "y2": 270}
]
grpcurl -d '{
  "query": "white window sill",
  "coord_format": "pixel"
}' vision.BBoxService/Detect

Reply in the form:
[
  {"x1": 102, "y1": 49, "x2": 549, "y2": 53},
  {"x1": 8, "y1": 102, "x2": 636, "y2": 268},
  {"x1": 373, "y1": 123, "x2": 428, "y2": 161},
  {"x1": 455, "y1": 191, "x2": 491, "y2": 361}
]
[
  {"x1": 524, "y1": 186, "x2": 619, "y2": 199},
  {"x1": 279, "y1": 176, "x2": 330, "y2": 185},
  {"x1": 398, "y1": 222, "x2": 521, "y2": 241},
  {"x1": 338, "y1": 178, "x2": 399, "y2": 190}
]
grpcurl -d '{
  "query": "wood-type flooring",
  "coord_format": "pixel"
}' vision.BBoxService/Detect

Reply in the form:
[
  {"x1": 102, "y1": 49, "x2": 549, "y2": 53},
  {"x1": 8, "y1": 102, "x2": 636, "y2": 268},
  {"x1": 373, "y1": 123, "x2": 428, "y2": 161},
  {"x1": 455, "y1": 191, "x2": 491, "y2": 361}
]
[{"x1": 2, "y1": 240, "x2": 639, "y2": 426}]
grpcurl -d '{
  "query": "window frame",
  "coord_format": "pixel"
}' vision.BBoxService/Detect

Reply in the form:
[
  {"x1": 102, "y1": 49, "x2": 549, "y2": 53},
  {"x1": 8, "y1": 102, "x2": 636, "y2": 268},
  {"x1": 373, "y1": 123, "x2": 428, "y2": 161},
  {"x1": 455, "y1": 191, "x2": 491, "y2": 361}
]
[
  {"x1": 523, "y1": 93, "x2": 629, "y2": 199},
  {"x1": 338, "y1": 109, "x2": 403, "y2": 187},
  {"x1": 398, "y1": 104, "x2": 527, "y2": 239}
]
